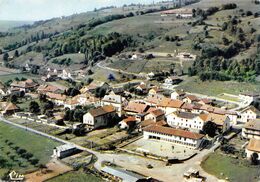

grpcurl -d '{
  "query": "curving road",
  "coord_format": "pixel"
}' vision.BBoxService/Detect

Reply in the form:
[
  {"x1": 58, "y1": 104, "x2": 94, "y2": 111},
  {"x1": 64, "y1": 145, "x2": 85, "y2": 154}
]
[{"x1": 0, "y1": 116, "x2": 220, "y2": 182}]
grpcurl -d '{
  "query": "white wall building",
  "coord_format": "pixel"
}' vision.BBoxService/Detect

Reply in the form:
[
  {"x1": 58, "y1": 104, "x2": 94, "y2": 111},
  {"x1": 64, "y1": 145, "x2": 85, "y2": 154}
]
[
  {"x1": 171, "y1": 90, "x2": 186, "y2": 100},
  {"x1": 240, "y1": 106, "x2": 260, "y2": 123},
  {"x1": 83, "y1": 105, "x2": 116, "y2": 129},
  {"x1": 101, "y1": 94, "x2": 126, "y2": 117},
  {"x1": 167, "y1": 111, "x2": 204, "y2": 132},
  {"x1": 143, "y1": 125, "x2": 204, "y2": 149},
  {"x1": 53, "y1": 144, "x2": 77, "y2": 159},
  {"x1": 245, "y1": 138, "x2": 260, "y2": 161},
  {"x1": 242, "y1": 119, "x2": 260, "y2": 139}
]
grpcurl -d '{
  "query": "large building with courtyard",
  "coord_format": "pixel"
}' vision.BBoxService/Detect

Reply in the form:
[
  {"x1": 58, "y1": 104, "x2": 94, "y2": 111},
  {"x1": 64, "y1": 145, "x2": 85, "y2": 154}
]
[{"x1": 143, "y1": 125, "x2": 205, "y2": 149}]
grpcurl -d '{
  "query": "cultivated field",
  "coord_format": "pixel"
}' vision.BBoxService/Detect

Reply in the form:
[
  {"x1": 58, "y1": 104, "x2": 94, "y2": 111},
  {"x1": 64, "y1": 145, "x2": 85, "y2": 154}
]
[
  {"x1": 201, "y1": 151, "x2": 260, "y2": 182},
  {"x1": 0, "y1": 121, "x2": 61, "y2": 178},
  {"x1": 47, "y1": 170, "x2": 102, "y2": 182},
  {"x1": 177, "y1": 76, "x2": 260, "y2": 96}
]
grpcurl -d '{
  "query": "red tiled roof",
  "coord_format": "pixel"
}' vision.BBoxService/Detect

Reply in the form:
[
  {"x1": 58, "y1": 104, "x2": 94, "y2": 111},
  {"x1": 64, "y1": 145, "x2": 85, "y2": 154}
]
[
  {"x1": 46, "y1": 92, "x2": 67, "y2": 101},
  {"x1": 144, "y1": 125, "x2": 204, "y2": 140},
  {"x1": 125, "y1": 101, "x2": 149, "y2": 114},
  {"x1": 244, "y1": 119, "x2": 260, "y2": 131},
  {"x1": 199, "y1": 98, "x2": 212, "y2": 104},
  {"x1": 247, "y1": 138, "x2": 260, "y2": 153},
  {"x1": 89, "y1": 105, "x2": 115, "y2": 117},
  {"x1": 181, "y1": 103, "x2": 194, "y2": 110},
  {"x1": 123, "y1": 117, "x2": 136, "y2": 124},
  {"x1": 149, "y1": 109, "x2": 164, "y2": 117},
  {"x1": 158, "y1": 98, "x2": 184, "y2": 108},
  {"x1": 37, "y1": 85, "x2": 61, "y2": 93},
  {"x1": 4, "y1": 103, "x2": 19, "y2": 111},
  {"x1": 185, "y1": 95, "x2": 199, "y2": 101}
]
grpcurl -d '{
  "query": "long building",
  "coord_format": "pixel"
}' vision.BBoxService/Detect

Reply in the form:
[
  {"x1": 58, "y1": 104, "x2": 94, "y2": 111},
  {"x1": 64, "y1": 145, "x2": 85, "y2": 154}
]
[
  {"x1": 242, "y1": 119, "x2": 260, "y2": 139},
  {"x1": 143, "y1": 125, "x2": 204, "y2": 149}
]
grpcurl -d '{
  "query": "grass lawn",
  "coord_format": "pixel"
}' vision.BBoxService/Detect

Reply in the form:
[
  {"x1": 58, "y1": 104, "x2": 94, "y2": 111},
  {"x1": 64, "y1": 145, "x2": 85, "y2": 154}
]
[
  {"x1": 0, "y1": 121, "x2": 61, "y2": 177},
  {"x1": 0, "y1": 73, "x2": 40, "y2": 84},
  {"x1": 47, "y1": 171, "x2": 102, "y2": 182},
  {"x1": 177, "y1": 76, "x2": 260, "y2": 96},
  {"x1": 201, "y1": 152, "x2": 260, "y2": 182}
]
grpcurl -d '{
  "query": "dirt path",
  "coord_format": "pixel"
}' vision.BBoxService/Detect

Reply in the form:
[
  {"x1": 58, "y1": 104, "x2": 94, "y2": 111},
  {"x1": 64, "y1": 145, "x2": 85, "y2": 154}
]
[{"x1": 25, "y1": 159, "x2": 72, "y2": 182}]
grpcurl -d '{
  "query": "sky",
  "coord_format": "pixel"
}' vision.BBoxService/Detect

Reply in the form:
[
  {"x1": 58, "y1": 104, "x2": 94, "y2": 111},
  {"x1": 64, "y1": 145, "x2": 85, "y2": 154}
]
[{"x1": 0, "y1": 0, "x2": 162, "y2": 21}]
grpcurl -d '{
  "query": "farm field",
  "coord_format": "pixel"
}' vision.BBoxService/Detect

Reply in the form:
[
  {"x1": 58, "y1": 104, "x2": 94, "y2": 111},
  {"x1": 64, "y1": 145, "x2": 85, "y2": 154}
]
[
  {"x1": 0, "y1": 121, "x2": 61, "y2": 178},
  {"x1": 0, "y1": 73, "x2": 41, "y2": 83},
  {"x1": 201, "y1": 151, "x2": 260, "y2": 182},
  {"x1": 177, "y1": 76, "x2": 260, "y2": 96},
  {"x1": 47, "y1": 171, "x2": 102, "y2": 182}
]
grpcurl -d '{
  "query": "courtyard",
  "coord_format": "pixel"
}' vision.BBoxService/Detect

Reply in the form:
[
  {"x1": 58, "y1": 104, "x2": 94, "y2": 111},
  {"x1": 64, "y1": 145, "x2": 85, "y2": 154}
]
[{"x1": 123, "y1": 138, "x2": 197, "y2": 159}]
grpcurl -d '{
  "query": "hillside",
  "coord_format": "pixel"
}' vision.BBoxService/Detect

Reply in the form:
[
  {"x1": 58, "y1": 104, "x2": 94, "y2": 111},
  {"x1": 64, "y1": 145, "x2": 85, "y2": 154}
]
[
  {"x1": 0, "y1": 20, "x2": 33, "y2": 31},
  {"x1": 0, "y1": 0, "x2": 259, "y2": 83}
]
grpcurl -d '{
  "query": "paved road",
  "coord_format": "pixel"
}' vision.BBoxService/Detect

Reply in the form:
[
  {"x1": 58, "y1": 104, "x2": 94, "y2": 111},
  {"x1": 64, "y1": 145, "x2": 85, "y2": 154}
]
[
  {"x1": 0, "y1": 116, "x2": 220, "y2": 181},
  {"x1": 97, "y1": 61, "x2": 145, "y2": 77}
]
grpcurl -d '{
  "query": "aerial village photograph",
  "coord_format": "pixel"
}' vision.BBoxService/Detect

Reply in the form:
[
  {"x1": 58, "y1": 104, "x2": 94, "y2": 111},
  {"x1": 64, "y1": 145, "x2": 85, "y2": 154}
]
[{"x1": 0, "y1": 0, "x2": 259, "y2": 181}]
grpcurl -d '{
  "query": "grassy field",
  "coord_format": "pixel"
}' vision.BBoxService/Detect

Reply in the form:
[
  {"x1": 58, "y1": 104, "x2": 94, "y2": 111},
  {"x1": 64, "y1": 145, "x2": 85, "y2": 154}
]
[
  {"x1": 0, "y1": 73, "x2": 41, "y2": 83},
  {"x1": 0, "y1": 20, "x2": 33, "y2": 32},
  {"x1": 177, "y1": 76, "x2": 260, "y2": 96},
  {"x1": 47, "y1": 171, "x2": 102, "y2": 182},
  {"x1": 201, "y1": 151, "x2": 260, "y2": 182},
  {"x1": 0, "y1": 121, "x2": 61, "y2": 177}
]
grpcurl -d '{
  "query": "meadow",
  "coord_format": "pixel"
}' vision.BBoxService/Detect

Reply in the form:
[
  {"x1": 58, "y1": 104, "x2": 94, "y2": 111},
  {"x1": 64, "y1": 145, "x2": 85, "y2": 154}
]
[
  {"x1": 201, "y1": 151, "x2": 260, "y2": 182},
  {"x1": 0, "y1": 121, "x2": 60, "y2": 178}
]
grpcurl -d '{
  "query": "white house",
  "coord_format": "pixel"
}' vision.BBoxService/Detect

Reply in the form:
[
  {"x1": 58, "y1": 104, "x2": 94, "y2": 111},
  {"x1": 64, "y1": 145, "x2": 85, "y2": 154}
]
[
  {"x1": 183, "y1": 95, "x2": 199, "y2": 104},
  {"x1": 242, "y1": 119, "x2": 260, "y2": 139},
  {"x1": 101, "y1": 94, "x2": 127, "y2": 117},
  {"x1": 46, "y1": 92, "x2": 67, "y2": 106},
  {"x1": 119, "y1": 117, "x2": 136, "y2": 130},
  {"x1": 0, "y1": 82, "x2": 7, "y2": 95},
  {"x1": 83, "y1": 105, "x2": 116, "y2": 129},
  {"x1": 167, "y1": 111, "x2": 205, "y2": 132},
  {"x1": 199, "y1": 113, "x2": 231, "y2": 133},
  {"x1": 240, "y1": 106, "x2": 260, "y2": 123},
  {"x1": 144, "y1": 109, "x2": 165, "y2": 122},
  {"x1": 164, "y1": 76, "x2": 183, "y2": 85},
  {"x1": 158, "y1": 98, "x2": 184, "y2": 115},
  {"x1": 53, "y1": 144, "x2": 77, "y2": 159},
  {"x1": 239, "y1": 93, "x2": 259, "y2": 104},
  {"x1": 143, "y1": 125, "x2": 204, "y2": 149},
  {"x1": 171, "y1": 90, "x2": 186, "y2": 100},
  {"x1": 245, "y1": 138, "x2": 260, "y2": 161}
]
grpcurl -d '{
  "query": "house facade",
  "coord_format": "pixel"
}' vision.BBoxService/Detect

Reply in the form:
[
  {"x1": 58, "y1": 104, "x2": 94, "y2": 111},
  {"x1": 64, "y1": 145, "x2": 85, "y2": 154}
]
[
  {"x1": 240, "y1": 106, "x2": 260, "y2": 123},
  {"x1": 143, "y1": 125, "x2": 204, "y2": 149},
  {"x1": 101, "y1": 94, "x2": 126, "y2": 117},
  {"x1": 158, "y1": 98, "x2": 184, "y2": 115},
  {"x1": 242, "y1": 119, "x2": 260, "y2": 139},
  {"x1": 144, "y1": 109, "x2": 165, "y2": 122},
  {"x1": 83, "y1": 105, "x2": 116, "y2": 129},
  {"x1": 245, "y1": 138, "x2": 260, "y2": 161},
  {"x1": 167, "y1": 111, "x2": 205, "y2": 132}
]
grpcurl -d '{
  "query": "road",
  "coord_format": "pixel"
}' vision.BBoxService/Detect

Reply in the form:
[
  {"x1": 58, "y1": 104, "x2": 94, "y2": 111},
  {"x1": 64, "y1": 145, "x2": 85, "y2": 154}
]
[
  {"x1": 97, "y1": 61, "x2": 145, "y2": 77},
  {"x1": 0, "y1": 116, "x2": 220, "y2": 181}
]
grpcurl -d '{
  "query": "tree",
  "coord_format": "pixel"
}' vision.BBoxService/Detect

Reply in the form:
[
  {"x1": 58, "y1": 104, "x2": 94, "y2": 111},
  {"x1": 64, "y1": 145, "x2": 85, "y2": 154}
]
[
  {"x1": 10, "y1": 95, "x2": 17, "y2": 103},
  {"x1": 14, "y1": 50, "x2": 19, "y2": 57},
  {"x1": 251, "y1": 153, "x2": 259, "y2": 165},
  {"x1": 39, "y1": 94, "x2": 47, "y2": 102},
  {"x1": 29, "y1": 101, "x2": 40, "y2": 114},
  {"x1": 202, "y1": 121, "x2": 218, "y2": 137},
  {"x1": 65, "y1": 88, "x2": 80, "y2": 97},
  {"x1": 108, "y1": 74, "x2": 115, "y2": 81},
  {"x1": 3, "y1": 53, "x2": 9, "y2": 62},
  {"x1": 95, "y1": 87, "x2": 106, "y2": 98}
]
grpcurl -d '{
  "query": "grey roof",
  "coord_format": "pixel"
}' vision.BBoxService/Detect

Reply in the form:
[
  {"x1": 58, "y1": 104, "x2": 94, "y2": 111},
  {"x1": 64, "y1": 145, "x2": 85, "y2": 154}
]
[
  {"x1": 55, "y1": 144, "x2": 76, "y2": 152},
  {"x1": 173, "y1": 111, "x2": 198, "y2": 119},
  {"x1": 101, "y1": 166, "x2": 145, "y2": 182}
]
